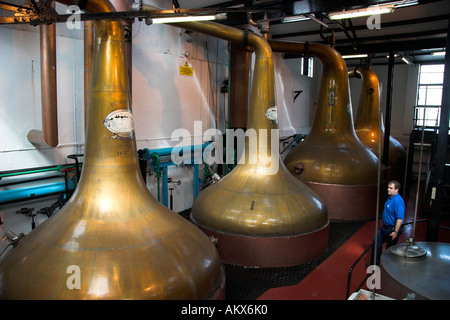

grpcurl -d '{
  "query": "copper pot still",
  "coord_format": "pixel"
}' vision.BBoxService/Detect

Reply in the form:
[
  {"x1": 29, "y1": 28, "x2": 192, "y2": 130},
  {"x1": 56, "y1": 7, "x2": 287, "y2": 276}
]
[
  {"x1": 159, "y1": 21, "x2": 330, "y2": 268},
  {"x1": 270, "y1": 41, "x2": 379, "y2": 222},
  {"x1": 349, "y1": 65, "x2": 406, "y2": 185},
  {"x1": 0, "y1": 0, "x2": 225, "y2": 300}
]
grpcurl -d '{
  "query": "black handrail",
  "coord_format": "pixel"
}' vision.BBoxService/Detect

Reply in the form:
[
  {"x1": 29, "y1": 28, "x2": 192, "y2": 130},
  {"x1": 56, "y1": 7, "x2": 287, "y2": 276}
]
[
  {"x1": 67, "y1": 154, "x2": 84, "y2": 182},
  {"x1": 345, "y1": 219, "x2": 429, "y2": 299},
  {"x1": 346, "y1": 242, "x2": 373, "y2": 299}
]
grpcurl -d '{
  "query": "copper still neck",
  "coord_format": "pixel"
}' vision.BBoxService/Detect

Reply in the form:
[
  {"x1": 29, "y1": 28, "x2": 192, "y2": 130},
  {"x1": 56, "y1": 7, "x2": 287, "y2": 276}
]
[
  {"x1": 270, "y1": 40, "x2": 378, "y2": 185},
  {"x1": 349, "y1": 65, "x2": 406, "y2": 182},
  {"x1": 349, "y1": 65, "x2": 383, "y2": 158},
  {"x1": 270, "y1": 41, "x2": 357, "y2": 142}
]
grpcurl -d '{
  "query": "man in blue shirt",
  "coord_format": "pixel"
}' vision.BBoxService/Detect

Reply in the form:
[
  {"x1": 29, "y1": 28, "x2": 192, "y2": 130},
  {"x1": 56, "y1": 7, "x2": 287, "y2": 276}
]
[{"x1": 371, "y1": 180, "x2": 405, "y2": 265}]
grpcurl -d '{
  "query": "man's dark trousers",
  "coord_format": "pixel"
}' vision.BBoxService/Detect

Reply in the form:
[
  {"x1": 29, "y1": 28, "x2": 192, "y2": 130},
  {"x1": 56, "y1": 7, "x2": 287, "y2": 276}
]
[{"x1": 371, "y1": 224, "x2": 403, "y2": 265}]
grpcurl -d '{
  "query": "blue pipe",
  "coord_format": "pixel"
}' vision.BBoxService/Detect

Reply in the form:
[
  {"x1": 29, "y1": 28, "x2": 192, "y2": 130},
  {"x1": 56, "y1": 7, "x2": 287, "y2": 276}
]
[
  {"x1": 162, "y1": 170, "x2": 169, "y2": 207},
  {"x1": 193, "y1": 164, "x2": 199, "y2": 199},
  {"x1": 142, "y1": 146, "x2": 174, "y2": 159},
  {"x1": 0, "y1": 180, "x2": 76, "y2": 204},
  {"x1": 142, "y1": 143, "x2": 210, "y2": 161},
  {"x1": 142, "y1": 144, "x2": 209, "y2": 207}
]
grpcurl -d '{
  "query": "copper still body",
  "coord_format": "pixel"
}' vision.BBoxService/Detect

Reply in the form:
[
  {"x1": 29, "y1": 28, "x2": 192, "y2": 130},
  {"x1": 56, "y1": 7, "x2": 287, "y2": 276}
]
[
  {"x1": 159, "y1": 21, "x2": 329, "y2": 267},
  {"x1": 270, "y1": 41, "x2": 379, "y2": 222},
  {"x1": 0, "y1": 1, "x2": 225, "y2": 300},
  {"x1": 349, "y1": 65, "x2": 406, "y2": 184}
]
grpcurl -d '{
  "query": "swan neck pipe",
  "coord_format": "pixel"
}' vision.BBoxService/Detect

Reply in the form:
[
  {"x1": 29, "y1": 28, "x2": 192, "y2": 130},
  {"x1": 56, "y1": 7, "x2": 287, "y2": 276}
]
[{"x1": 140, "y1": 4, "x2": 275, "y2": 134}]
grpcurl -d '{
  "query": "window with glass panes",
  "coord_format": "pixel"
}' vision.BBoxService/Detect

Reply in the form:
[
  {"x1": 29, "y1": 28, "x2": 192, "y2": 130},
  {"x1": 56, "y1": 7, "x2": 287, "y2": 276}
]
[
  {"x1": 415, "y1": 64, "x2": 444, "y2": 129},
  {"x1": 300, "y1": 56, "x2": 314, "y2": 77}
]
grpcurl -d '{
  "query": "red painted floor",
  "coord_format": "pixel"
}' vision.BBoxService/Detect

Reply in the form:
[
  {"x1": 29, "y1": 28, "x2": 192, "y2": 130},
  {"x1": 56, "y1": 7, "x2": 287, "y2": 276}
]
[{"x1": 258, "y1": 183, "x2": 450, "y2": 300}]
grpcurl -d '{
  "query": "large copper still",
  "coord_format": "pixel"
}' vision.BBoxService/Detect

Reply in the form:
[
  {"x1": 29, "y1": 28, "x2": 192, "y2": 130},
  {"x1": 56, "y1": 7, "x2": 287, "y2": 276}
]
[
  {"x1": 349, "y1": 65, "x2": 406, "y2": 184},
  {"x1": 270, "y1": 41, "x2": 379, "y2": 222},
  {"x1": 154, "y1": 19, "x2": 329, "y2": 267},
  {"x1": 0, "y1": 0, "x2": 224, "y2": 300}
]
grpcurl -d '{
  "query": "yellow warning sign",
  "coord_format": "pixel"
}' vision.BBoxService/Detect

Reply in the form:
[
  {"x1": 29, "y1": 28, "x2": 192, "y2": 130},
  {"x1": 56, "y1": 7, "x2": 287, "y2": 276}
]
[{"x1": 179, "y1": 61, "x2": 193, "y2": 76}]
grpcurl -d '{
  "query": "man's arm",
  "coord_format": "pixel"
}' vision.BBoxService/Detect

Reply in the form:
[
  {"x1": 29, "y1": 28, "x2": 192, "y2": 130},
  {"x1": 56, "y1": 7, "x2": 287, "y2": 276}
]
[{"x1": 390, "y1": 219, "x2": 403, "y2": 240}]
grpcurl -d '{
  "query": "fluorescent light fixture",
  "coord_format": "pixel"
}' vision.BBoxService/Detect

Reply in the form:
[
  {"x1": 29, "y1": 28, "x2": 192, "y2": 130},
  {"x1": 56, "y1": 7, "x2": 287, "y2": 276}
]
[
  {"x1": 402, "y1": 57, "x2": 412, "y2": 65},
  {"x1": 342, "y1": 54, "x2": 368, "y2": 59},
  {"x1": 148, "y1": 13, "x2": 226, "y2": 24},
  {"x1": 281, "y1": 15, "x2": 310, "y2": 23},
  {"x1": 432, "y1": 51, "x2": 446, "y2": 56},
  {"x1": 328, "y1": 4, "x2": 395, "y2": 20}
]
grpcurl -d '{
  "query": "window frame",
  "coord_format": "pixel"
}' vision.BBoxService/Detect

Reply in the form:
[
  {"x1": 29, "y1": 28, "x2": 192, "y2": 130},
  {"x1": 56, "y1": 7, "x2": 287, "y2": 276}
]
[{"x1": 414, "y1": 64, "x2": 445, "y2": 130}]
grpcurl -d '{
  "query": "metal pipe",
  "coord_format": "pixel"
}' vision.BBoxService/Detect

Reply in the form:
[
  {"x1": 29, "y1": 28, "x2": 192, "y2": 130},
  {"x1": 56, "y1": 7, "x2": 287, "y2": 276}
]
[
  {"x1": 229, "y1": 42, "x2": 251, "y2": 129},
  {"x1": 193, "y1": 164, "x2": 199, "y2": 198},
  {"x1": 84, "y1": 20, "x2": 93, "y2": 131},
  {"x1": 28, "y1": 22, "x2": 58, "y2": 147},
  {"x1": 40, "y1": 22, "x2": 58, "y2": 147},
  {"x1": 110, "y1": 0, "x2": 133, "y2": 99},
  {"x1": 383, "y1": 51, "x2": 395, "y2": 167},
  {"x1": 140, "y1": 3, "x2": 275, "y2": 134},
  {"x1": 0, "y1": 180, "x2": 76, "y2": 205},
  {"x1": 141, "y1": 143, "x2": 210, "y2": 159}
]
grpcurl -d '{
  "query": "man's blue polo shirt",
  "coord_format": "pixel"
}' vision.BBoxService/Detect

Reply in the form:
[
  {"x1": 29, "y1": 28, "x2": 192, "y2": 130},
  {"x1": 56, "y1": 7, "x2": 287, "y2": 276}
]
[{"x1": 382, "y1": 193, "x2": 405, "y2": 226}]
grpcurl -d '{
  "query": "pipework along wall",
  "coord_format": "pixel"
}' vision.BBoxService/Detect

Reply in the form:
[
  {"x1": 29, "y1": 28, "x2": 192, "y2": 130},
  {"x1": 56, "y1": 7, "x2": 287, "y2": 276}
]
[{"x1": 0, "y1": 24, "x2": 84, "y2": 171}]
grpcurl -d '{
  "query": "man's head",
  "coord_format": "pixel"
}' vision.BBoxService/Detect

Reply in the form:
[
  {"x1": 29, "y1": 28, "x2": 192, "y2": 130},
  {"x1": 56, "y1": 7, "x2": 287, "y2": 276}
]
[{"x1": 387, "y1": 180, "x2": 401, "y2": 197}]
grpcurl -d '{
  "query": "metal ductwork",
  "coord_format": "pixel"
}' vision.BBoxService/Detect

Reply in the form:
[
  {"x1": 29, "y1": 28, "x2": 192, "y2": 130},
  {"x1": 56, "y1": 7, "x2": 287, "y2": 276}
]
[
  {"x1": 229, "y1": 42, "x2": 251, "y2": 129},
  {"x1": 270, "y1": 40, "x2": 379, "y2": 222},
  {"x1": 138, "y1": 12, "x2": 329, "y2": 267},
  {"x1": 84, "y1": 20, "x2": 93, "y2": 130},
  {"x1": 0, "y1": 0, "x2": 225, "y2": 300},
  {"x1": 349, "y1": 65, "x2": 406, "y2": 184},
  {"x1": 27, "y1": 22, "x2": 58, "y2": 147}
]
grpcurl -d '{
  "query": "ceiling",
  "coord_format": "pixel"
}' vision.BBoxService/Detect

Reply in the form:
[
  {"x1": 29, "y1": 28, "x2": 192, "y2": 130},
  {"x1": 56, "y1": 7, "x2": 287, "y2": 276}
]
[
  {"x1": 178, "y1": 0, "x2": 450, "y2": 66},
  {"x1": 0, "y1": 1, "x2": 448, "y2": 66}
]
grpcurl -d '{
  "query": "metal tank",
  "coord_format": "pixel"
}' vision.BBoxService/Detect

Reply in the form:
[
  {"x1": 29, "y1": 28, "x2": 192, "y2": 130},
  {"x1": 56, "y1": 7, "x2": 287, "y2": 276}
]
[
  {"x1": 151, "y1": 18, "x2": 329, "y2": 267},
  {"x1": 380, "y1": 242, "x2": 450, "y2": 299},
  {"x1": 349, "y1": 65, "x2": 406, "y2": 184},
  {"x1": 0, "y1": 0, "x2": 225, "y2": 300},
  {"x1": 270, "y1": 41, "x2": 379, "y2": 222}
]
